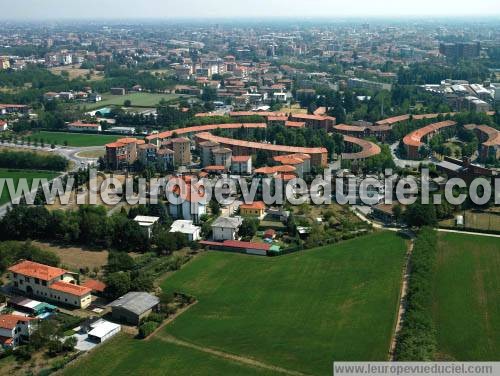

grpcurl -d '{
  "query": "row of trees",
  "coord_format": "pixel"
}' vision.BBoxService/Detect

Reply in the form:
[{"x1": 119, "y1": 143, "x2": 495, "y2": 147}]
[
  {"x1": 0, "y1": 149, "x2": 68, "y2": 171},
  {"x1": 394, "y1": 227, "x2": 437, "y2": 360}
]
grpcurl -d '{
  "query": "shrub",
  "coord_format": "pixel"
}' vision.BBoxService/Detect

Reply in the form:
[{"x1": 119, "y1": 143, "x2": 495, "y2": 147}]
[{"x1": 139, "y1": 321, "x2": 159, "y2": 338}]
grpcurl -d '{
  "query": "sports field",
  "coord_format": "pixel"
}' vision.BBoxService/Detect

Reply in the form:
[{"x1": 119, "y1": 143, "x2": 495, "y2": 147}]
[
  {"x1": 63, "y1": 232, "x2": 406, "y2": 376},
  {"x1": 433, "y1": 232, "x2": 500, "y2": 360},
  {"x1": 85, "y1": 92, "x2": 180, "y2": 109},
  {"x1": 0, "y1": 169, "x2": 59, "y2": 205},
  {"x1": 33, "y1": 131, "x2": 123, "y2": 147}
]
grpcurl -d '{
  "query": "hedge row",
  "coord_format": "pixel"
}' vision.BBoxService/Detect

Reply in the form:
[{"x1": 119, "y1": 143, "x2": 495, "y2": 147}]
[{"x1": 394, "y1": 227, "x2": 438, "y2": 360}]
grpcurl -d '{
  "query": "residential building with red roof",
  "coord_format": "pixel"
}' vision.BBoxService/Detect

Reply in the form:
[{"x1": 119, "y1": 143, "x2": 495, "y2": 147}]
[
  {"x1": 0, "y1": 314, "x2": 36, "y2": 349},
  {"x1": 8, "y1": 260, "x2": 92, "y2": 309},
  {"x1": 403, "y1": 120, "x2": 457, "y2": 159},
  {"x1": 195, "y1": 132, "x2": 328, "y2": 167},
  {"x1": 67, "y1": 121, "x2": 102, "y2": 133},
  {"x1": 230, "y1": 155, "x2": 252, "y2": 175},
  {"x1": 289, "y1": 114, "x2": 336, "y2": 131},
  {"x1": 239, "y1": 201, "x2": 266, "y2": 218}
]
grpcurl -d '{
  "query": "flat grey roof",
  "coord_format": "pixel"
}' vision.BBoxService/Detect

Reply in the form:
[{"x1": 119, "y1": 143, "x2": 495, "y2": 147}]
[{"x1": 108, "y1": 292, "x2": 159, "y2": 315}]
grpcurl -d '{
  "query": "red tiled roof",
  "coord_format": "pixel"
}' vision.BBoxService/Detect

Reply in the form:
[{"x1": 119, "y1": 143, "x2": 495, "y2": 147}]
[
  {"x1": 464, "y1": 124, "x2": 500, "y2": 147},
  {"x1": 231, "y1": 155, "x2": 251, "y2": 162},
  {"x1": 254, "y1": 165, "x2": 296, "y2": 174},
  {"x1": 50, "y1": 281, "x2": 91, "y2": 297},
  {"x1": 82, "y1": 279, "x2": 106, "y2": 293},
  {"x1": 403, "y1": 121, "x2": 457, "y2": 148},
  {"x1": 105, "y1": 142, "x2": 125, "y2": 148},
  {"x1": 0, "y1": 314, "x2": 34, "y2": 330},
  {"x1": 146, "y1": 123, "x2": 267, "y2": 141},
  {"x1": 285, "y1": 121, "x2": 305, "y2": 128},
  {"x1": 199, "y1": 240, "x2": 270, "y2": 251},
  {"x1": 8, "y1": 260, "x2": 66, "y2": 281},
  {"x1": 68, "y1": 121, "x2": 100, "y2": 128},
  {"x1": 195, "y1": 132, "x2": 328, "y2": 155},
  {"x1": 342, "y1": 136, "x2": 382, "y2": 160},
  {"x1": 240, "y1": 201, "x2": 266, "y2": 210}
]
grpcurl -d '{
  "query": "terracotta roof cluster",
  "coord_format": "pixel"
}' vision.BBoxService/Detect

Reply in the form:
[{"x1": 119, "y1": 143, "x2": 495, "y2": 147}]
[
  {"x1": 146, "y1": 123, "x2": 267, "y2": 141},
  {"x1": 105, "y1": 137, "x2": 144, "y2": 149},
  {"x1": 403, "y1": 120, "x2": 457, "y2": 148},
  {"x1": 341, "y1": 135, "x2": 382, "y2": 160}
]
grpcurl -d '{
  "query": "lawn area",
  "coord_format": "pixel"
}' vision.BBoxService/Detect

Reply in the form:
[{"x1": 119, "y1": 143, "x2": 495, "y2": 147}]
[
  {"x1": 158, "y1": 231, "x2": 407, "y2": 375},
  {"x1": 63, "y1": 334, "x2": 275, "y2": 376},
  {"x1": 439, "y1": 210, "x2": 500, "y2": 232},
  {"x1": 0, "y1": 169, "x2": 59, "y2": 205},
  {"x1": 32, "y1": 131, "x2": 123, "y2": 147},
  {"x1": 86, "y1": 92, "x2": 180, "y2": 109},
  {"x1": 433, "y1": 232, "x2": 500, "y2": 360}
]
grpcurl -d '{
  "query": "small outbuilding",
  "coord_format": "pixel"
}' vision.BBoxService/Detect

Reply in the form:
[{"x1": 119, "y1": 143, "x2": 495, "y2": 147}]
[
  {"x1": 108, "y1": 292, "x2": 160, "y2": 325},
  {"x1": 87, "y1": 319, "x2": 121, "y2": 343}
]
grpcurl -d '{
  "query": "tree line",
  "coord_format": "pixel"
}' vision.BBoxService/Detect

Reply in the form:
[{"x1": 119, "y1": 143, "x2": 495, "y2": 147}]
[{"x1": 0, "y1": 149, "x2": 68, "y2": 171}]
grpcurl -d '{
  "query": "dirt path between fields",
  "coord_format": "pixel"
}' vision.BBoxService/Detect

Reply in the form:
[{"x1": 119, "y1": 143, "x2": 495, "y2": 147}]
[
  {"x1": 389, "y1": 238, "x2": 414, "y2": 360},
  {"x1": 157, "y1": 333, "x2": 307, "y2": 376}
]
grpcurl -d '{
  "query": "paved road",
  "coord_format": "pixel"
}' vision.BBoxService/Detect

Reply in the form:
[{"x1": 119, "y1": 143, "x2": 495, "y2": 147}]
[{"x1": 389, "y1": 142, "x2": 439, "y2": 168}]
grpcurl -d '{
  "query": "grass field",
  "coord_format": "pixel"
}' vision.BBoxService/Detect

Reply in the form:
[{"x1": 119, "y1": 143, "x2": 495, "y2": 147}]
[
  {"x1": 433, "y1": 232, "x2": 500, "y2": 360},
  {"x1": 0, "y1": 169, "x2": 59, "y2": 205},
  {"x1": 48, "y1": 65, "x2": 104, "y2": 81},
  {"x1": 85, "y1": 92, "x2": 181, "y2": 110},
  {"x1": 63, "y1": 334, "x2": 276, "y2": 376},
  {"x1": 62, "y1": 232, "x2": 406, "y2": 376},
  {"x1": 32, "y1": 131, "x2": 123, "y2": 147},
  {"x1": 439, "y1": 210, "x2": 500, "y2": 232}
]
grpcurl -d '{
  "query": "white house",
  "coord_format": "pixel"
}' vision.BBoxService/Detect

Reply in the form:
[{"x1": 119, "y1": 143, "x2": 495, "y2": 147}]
[
  {"x1": 0, "y1": 120, "x2": 7, "y2": 131},
  {"x1": 170, "y1": 220, "x2": 201, "y2": 241},
  {"x1": 133, "y1": 215, "x2": 160, "y2": 238},
  {"x1": 211, "y1": 216, "x2": 243, "y2": 241},
  {"x1": 168, "y1": 193, "x2": 207, "y2": 224},
  {"x1": 0, "y1": 314, "x2": 36, "y2": 349}
]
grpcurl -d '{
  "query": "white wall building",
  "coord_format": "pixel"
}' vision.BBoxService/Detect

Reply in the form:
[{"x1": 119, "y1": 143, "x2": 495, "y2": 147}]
[
  {"x1": 170, "y1": 220, "x2": 201, "y2": 241},
  {"x1": 211, "y1": 216, "x2": 243, "y2": 241}
]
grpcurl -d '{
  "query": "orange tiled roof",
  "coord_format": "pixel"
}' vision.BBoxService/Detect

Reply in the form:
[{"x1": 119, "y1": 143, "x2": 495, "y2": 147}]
[
  {"x1": 82, "y1": 279, "x2": 106, "y2": 293},
  {"x1": 342, "y1": 135, "x2": 382, "y2": 160},
  {"x1": 240, "y1": 201, "x2": 266, "y2": 210},
  {"x1": 195, "y1": 132, "x2": 328, "y2": 155},
  {"x1": 146, "y1": 123, "x2": 267, "y2": 141},
  {"x1": 8, "y1": 260, "x2": 66, "y2": 281},
  {"x1": 403, "y1": 121, "x2": 457, "y2": 148},
  {"x1": 50, "y1": 281, "x2": 91, "y2": 297},
  {"x1": 0, "y1": 314, "x2": 34, "y2": 330}
]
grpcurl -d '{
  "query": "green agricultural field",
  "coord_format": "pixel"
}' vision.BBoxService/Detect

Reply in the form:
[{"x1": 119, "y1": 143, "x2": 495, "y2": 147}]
[
  {"x1": 32, "y1": 131, "x2": 124, "y2": 147},
  {"x1": 63, "y1": 334, "x2": 276, "y2": 376},
  {"x1": 160, "y1": 231, "x2": 406, "y2": 375},
  {"x1": 62, "y1": 232, "x2": 407, "y2": 376},
  {"x1": 433, "y1": 232, "x2": 500, "y2": 360},
  {"x1": 86, "y1": 92, "x2": 180, "y2": 109},
  {"x1": 0, "y1": 169, "x2": 59, "y2": 205}
]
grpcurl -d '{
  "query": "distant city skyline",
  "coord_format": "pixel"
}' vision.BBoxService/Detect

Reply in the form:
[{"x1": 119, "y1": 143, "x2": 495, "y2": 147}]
[{"x1": 2, "y1": 0, "x2": 500, "y2": 20}]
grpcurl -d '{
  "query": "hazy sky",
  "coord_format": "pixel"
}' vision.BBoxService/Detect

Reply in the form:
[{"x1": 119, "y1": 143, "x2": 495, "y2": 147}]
[{"x1": 2, "y1": 0, "x2": 500, "y2": 20}]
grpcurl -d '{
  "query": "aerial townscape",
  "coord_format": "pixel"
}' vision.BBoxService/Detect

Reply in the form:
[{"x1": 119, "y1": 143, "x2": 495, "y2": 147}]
[{"x1": 0, "y1": 2, "x2": 500, "y2": 375}]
